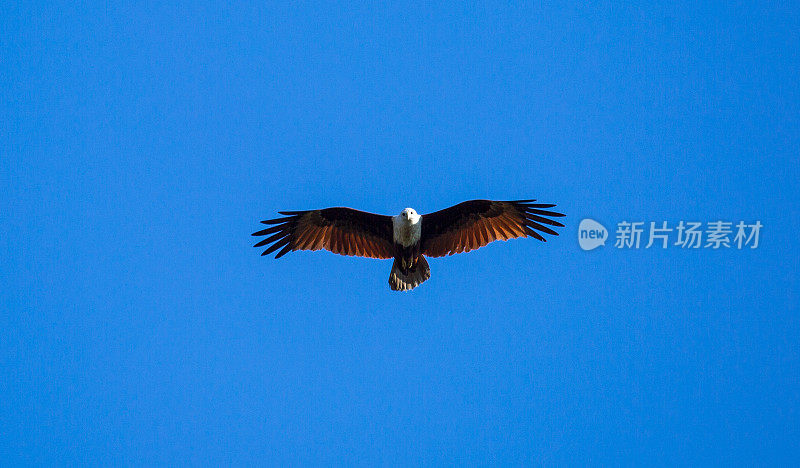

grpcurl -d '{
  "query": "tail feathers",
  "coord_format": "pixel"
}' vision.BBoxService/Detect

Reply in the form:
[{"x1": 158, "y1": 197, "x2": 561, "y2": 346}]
[{"x1": 389, "y1": 255, "x2": 431, "y2": 291}]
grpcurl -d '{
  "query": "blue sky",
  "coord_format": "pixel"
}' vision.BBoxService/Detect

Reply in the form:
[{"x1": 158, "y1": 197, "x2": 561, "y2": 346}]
[{"x1": 3, "y1": 1, "x2": 799, "y2": 465}]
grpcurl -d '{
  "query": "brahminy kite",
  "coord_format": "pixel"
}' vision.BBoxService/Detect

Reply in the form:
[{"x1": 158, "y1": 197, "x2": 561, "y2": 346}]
[{"x1": 252, "y1": 199, "x2": 565, "y2": 291}]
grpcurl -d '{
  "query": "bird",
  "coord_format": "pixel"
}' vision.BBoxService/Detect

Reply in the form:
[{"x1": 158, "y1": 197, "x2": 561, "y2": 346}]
[{"x1": 252, "y1": 199, "x2": 565, "y2": 291}]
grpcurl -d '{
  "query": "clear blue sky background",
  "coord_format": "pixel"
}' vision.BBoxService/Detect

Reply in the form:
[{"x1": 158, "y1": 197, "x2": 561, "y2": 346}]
[{"x1": 3, "y1": 2, "x2": 799, "y2": 465}]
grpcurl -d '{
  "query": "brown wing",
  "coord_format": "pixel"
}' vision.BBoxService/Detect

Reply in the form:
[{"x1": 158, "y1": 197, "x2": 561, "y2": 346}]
[
  {"x1": 420, "y1": 199, "x2": 565, "y2": 257},
  {"x1": 252, "y1": 208, "x2": 394, "y2": 259}
]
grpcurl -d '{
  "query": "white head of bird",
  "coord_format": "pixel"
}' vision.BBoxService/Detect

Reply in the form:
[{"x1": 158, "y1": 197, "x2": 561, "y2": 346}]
[{"x1": 400, "y1": 208, "x2": 420, "y2": 223}]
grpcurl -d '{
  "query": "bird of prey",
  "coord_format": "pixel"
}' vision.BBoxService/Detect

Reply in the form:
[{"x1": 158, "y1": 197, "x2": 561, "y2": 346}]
[{"x1": 252, "y1": 199, "x2": 565, "y2": 291}]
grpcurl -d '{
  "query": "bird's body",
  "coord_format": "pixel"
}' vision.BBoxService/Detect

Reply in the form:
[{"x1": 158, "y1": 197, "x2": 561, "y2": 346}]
[
  {"x1": 390, "y1": 208, "x2": 427, "y2": 290},
  {"x1": 253, "y1": 199, "x2": 565, "y2": 291}
]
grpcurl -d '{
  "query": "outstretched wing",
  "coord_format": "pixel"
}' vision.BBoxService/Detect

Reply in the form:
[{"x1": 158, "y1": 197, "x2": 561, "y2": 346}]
[
  {"x1": 253, "y1": 208, "x2": 394, "y2": 259},
  {"x1": 420, "y1": 199, "x2": 565, "y2": 257}
]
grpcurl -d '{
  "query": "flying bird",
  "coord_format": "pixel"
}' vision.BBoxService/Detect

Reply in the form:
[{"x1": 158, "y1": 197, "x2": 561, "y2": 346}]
[{"x1": 252, "y1": 199, "x2": 565, "y2": 291}]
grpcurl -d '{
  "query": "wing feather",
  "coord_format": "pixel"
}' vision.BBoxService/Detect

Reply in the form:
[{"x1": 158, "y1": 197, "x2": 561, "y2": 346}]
[
  {"x1": 524, "y1": 226, "x2": 546, "y2": 242},
  {"x1": 332, "y1": 226, "x2": 343, "y2": 252},
  {"x1": 495, "y1": 215, "x2": 517, "y2": 239},
  {"x1": 310, "y1": 226, "x2": 325, "y2": 250},
  {"x1": 527, "y1": 214, "x2": 563, "y2": 227},
  {"x1": 252, "y1": 224, "x2": 284, "y2": 236},
  {"x1": 471, "y1": 220, "x2": 483, "y2": 247},
  {"x1": 256, "y1": 230, "x2": 289, "y2": 247},
  {"x1": 356, "y1": 235, "x2": 367, "y2": 257},
  {"x1": 317, "y1": 225, "x2": 331, "y2": 250},
  {"x1": 479, "y1": 219, "x2": 493, "y2": 245},
  {"x1": 276, "y1": 243, "x2": 294, "y2": 258},
  {"x1": 459, "y1": 229, "x2": 470, "y2": 253},
  {"x1": 293, "y1": 226, "x2": 313, "y2": 250},
  {"x1": 342, "y1": 232, "x2": 350, "y2": 252},
  {"x1": 527, "y1": 220, "x2": 559, "y2": 236},
  {"x1": 420, "y1": 199, "x2": 565, "y2": 257},
  {"x1": 486, "y1": 220, "x2": 501, "y2": 241},
  {"x1": 329, "y1": 228, "x2": 339, "y2": 253},
  {"x1": 262, "y1": 236, "x2": 291, "y2": 256},
  {"x1": 253, "y1": 207, "x2": 394, "y2": 259},
  {"x1": 473, "y1": 221, "x2": 485, "y2": 247}
]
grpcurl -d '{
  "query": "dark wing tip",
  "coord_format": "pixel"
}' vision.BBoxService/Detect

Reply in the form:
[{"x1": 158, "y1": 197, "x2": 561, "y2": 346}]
[
  {"x1": 261, "y1": 236, "x2": 291, "y2": 256},
  {"x1": 511, "y1": 200, "x2": 566, "y2": 241},
  {"x1": 274, "y1": 243, "x2": 294, "y2": 258},
  {"x1": 255, "y1": 211, "x2": 300, "y2": 257},
  {"x1": 525, "y1": 208, "x2": 566, "y2": 218},
  {"x1": 523, "y1": 226, "x2": 546, "y2": 241}
]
